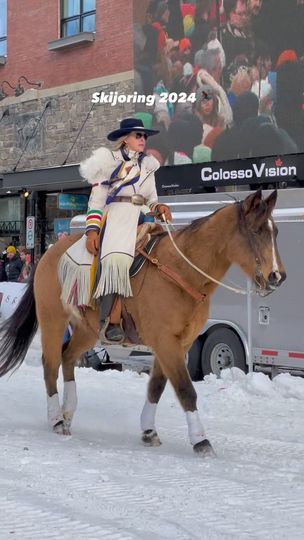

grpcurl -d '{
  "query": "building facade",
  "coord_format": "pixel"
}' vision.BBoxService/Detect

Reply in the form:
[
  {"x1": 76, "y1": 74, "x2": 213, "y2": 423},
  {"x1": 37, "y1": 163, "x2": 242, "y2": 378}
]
[{"x1": 0, "y1": 0, "x2": 134, "y2": 253}]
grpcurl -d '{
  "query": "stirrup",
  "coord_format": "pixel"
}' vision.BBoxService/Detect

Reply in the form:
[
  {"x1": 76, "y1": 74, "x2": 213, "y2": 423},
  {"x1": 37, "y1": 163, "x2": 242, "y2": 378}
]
[{"x1": 99, "y1": 317, "x2": 125, "y2": 345}]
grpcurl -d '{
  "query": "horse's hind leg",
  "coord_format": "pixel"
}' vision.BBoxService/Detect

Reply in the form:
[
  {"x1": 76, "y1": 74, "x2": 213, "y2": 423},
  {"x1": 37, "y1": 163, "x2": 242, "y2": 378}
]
[
  {"x1": 155, "y1": 336, "x2": 214, "y2": 455},
  {"x1": 140, "y1": 358, "x2": 167, "y2": 446},
  {"x1": 61, "y1": 311, "x2": 99, "y2": 434}
]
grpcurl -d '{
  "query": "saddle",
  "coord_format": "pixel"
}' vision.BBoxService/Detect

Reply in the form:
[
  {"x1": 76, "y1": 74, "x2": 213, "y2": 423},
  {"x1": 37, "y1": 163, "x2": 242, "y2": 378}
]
[{"x1": 101, "y1": 222, "x2": 207, "y2": 347}]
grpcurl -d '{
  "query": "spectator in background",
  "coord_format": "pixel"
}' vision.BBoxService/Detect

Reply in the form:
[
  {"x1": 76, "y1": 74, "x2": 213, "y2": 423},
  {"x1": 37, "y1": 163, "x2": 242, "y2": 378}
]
[
  {"x1": 195, "y1": 69, "x2": 233, "y2": 142},
  {"x1": 221, "y1": 0, "x2": 252, "y2": 66},
  {"x1": 238, "y1": 115, "x2": 271, "y2": 158},
  {"x1": 178, "y1": 37, "x2": 192, "y2": 64},
  {"x1": 240, "y1": 120, "x2": 299, "y2": 189},
  {"x1": 212, "y1": 90, "x2": 259, "y2": 161},
  {"x1": 253, "y1": 0, "x2": 302, "y2": 64},
  {"x1": 4, "y1": 246, "x2": 23, "y2": 282},
  {"x1": 250, "y1": 41, "x2": 276, "y2": 106},
  {"x1": 146, "y1": 0, "x2": 170, "y2": 55},
  {"x1": 190, "y1": 0, "x2": 212, "y2": 52},
  {"x1": 18, "y1": 247, "x2": 32, "y2": 283},
  {"x1": 246, "y1": 0, "x2": 263, "y2": 17},
  {"x1": 173, "y1": 62, "x2": 197, "y2": 116},
  {"x1": 167, "y1": 0, "x2": 184, "y2": 39},
  {"x1": 248, "y1": 123, "x2": 298, "y2": 158},
  {"x1": 194, "y1": 47, "x2": 223, "y2": 83},
  {"x1": 0, "y1": 253, "x2": 6, "y2": 282},
  {"x1": 168, "y1": 112, "x2": 203, "y2": 164},
  {"x1": 275, "y1": 59, "x2": 304, "y2": 152},
  {"x1": 226, "y1": 61, "x2": 252, "y2": 107}
]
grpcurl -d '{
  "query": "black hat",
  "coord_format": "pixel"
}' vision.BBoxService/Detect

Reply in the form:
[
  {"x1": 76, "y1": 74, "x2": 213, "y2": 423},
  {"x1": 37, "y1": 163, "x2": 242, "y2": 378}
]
[{"x1": 107, "y1": 118, "x2": 159, "y2": 141}]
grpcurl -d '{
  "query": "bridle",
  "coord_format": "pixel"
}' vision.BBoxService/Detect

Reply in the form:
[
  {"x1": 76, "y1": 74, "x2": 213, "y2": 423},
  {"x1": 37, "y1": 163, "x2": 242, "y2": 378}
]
[{"x1": 237, "y1": 201, "x2": 272, "y2": 296}]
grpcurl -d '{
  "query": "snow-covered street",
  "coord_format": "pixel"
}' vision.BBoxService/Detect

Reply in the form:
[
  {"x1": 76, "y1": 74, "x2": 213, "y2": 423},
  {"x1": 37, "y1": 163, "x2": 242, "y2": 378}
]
[{"x1": 1, "y1": 340, "x2": 304, "y2": 539}]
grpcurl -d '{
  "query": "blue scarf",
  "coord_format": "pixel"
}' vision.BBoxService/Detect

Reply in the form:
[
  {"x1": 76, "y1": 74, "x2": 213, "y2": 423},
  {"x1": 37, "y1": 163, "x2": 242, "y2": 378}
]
[{"x1": 101, "y1": 150, "x2": 146, "y2": 205}]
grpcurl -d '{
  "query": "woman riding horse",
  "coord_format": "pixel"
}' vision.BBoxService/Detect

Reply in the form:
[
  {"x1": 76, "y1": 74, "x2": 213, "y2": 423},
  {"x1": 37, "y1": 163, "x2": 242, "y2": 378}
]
[{"x1": 59, "y1": 118, "x2": 172, "y2": 342}]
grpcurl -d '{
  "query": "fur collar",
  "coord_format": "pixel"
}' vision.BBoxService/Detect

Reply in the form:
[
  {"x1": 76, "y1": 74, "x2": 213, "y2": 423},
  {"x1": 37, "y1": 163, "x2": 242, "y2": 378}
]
[{"x1": 79, "y1": 147, "x2": 160, "y2": 185}]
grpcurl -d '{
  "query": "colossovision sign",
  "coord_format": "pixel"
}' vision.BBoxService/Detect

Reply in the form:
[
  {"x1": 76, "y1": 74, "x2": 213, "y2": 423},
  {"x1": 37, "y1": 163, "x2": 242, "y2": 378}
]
[
  {"x1": 201, "y1": 160, "x2": 297, "y2": 182},
  {"x1": 155, "y1": 153, "x2": 304, "y2": 195}
]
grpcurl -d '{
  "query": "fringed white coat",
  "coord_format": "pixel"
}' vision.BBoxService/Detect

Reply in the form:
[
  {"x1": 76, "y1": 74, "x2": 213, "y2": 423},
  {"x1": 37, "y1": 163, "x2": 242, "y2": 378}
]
[{"x1": 59, "y1": 147, "x2": 160, "y2": 306}]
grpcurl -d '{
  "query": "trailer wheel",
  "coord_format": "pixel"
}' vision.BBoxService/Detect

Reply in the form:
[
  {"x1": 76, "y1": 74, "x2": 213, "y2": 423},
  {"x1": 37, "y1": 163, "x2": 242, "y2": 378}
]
[{"x1": 201, "y1": 327, "x2": 246, "y2": 377}]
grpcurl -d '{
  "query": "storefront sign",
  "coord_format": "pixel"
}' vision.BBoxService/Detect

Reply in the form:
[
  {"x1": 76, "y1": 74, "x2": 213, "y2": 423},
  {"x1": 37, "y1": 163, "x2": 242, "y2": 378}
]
[
  {"x1": 58, "y1": 193, "x2": 88, "y2": 211},
  {"x1": 156, "y1": 153, "x2": 304, "y2": 195},
  {"x1": 54, "y1": 218, "x2": 71, "y2": 238}
]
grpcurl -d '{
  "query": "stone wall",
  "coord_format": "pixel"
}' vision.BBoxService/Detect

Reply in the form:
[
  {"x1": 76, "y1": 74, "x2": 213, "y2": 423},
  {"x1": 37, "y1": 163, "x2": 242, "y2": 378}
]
[{"x1": 0, "y1": 75, "x2": 135, "y2": 173}]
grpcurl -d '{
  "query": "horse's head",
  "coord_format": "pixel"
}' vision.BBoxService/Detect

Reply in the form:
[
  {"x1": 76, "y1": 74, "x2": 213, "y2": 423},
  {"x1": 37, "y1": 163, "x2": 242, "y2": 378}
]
[{"x1": 232, "y1": 189, "x2": 286, "y2": 296}]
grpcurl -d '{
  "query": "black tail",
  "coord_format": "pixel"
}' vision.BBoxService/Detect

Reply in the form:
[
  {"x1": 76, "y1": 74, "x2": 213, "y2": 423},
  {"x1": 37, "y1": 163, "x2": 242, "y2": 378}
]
[{"x1": 0, "y1": 267, "x2": 38, "y2": 377}]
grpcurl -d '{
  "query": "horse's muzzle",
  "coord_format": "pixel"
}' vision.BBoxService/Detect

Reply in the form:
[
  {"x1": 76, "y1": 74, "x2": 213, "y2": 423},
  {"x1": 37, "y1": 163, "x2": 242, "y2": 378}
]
[
  {"x1": 267, "y1": 270, "x2": 287, "y2": 289},
  {"x1": 255, "y1": 270, "x2": 286, "y2": 296}
]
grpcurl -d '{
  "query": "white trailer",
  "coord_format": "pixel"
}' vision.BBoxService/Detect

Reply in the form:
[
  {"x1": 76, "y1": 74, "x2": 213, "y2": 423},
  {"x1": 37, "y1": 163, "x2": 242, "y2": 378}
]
[{"x1": 2, "y1": 188, "x2": 303, "y2": 379}]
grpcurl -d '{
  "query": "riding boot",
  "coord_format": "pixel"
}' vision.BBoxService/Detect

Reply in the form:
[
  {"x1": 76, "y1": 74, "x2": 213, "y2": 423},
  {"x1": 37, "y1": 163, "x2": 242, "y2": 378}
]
[{"x1": 99, "y1": 294, "x2": 125, "y2": 342}]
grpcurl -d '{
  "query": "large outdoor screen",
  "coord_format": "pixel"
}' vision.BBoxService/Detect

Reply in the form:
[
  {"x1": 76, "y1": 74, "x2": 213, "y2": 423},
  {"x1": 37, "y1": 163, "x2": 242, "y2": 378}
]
[{"x1": 134, "y1": 0, "x2": 304, "y2": 167}]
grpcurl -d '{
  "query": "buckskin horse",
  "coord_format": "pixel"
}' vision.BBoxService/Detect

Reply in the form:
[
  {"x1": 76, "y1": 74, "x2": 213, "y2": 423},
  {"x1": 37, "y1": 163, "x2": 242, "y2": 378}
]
[{"x1": 0, "y1": 190, "x2": 286, "y2": 455}]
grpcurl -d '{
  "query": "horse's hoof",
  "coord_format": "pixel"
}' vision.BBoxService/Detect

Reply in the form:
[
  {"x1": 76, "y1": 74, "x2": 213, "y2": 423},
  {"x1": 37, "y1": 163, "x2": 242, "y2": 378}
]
[
  {"x1": 193, "y1": 439, "x2": 215, "y2": 457},
  {"x1": 142, "y1": 429, "x2": 162, "y2": 447},
  {"x1": 53, "y1": 421, "x2": 71, "y2": 436}
]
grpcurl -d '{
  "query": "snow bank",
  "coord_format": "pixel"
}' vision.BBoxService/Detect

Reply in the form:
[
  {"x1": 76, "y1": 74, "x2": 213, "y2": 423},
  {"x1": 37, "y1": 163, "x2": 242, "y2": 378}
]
[{"x1": 202, "y1": 367, "x2": 304, "y2": 401}]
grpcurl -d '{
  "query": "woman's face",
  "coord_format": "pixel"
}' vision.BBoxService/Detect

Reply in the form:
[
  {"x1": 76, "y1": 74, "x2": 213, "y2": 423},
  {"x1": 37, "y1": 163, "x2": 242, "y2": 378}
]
[
  {"x1": 199, "y1": 97, "x2": 214, "y2": 117},
  {"x1": 161, "y1": 6, "x2": 170, "y2": 24},
  {"x1": 124, "y1": 131, "x2": 147, "y2": 153}
]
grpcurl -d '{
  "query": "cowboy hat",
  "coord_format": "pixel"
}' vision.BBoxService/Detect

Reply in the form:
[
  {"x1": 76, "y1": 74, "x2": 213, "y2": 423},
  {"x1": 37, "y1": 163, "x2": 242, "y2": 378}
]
[{"x1": 107, "y1": 118, "x2": 159, "y2": 141}]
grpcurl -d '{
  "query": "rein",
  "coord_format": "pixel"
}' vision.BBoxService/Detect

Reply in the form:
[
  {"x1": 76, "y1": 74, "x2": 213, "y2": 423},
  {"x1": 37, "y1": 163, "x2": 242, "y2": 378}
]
[
  {"x1": 136, "y1": 247, "x2": 207, "y2": 304},
  {"x1": 162, "y1": 216, "x2": 248, "y2": 296}
]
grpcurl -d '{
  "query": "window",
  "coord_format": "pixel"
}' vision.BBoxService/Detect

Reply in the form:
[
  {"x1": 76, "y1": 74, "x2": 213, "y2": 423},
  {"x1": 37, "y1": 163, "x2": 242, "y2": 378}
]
[
  {"x1": 61, "y1": 0, "x2": 96, "y2": 38},
  {"x1": 0, "y1": 0, "x2": 7, "y2": 56}
]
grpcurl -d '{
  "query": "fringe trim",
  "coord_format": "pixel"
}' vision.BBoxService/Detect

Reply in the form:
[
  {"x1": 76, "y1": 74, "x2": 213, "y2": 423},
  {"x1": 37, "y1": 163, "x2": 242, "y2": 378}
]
[
  {"x1": 58, "y1": 252, "x2": 92, "y2": 306},
  {"x1": 94, "y1": 253, "x2": 133, "y2": 298}
]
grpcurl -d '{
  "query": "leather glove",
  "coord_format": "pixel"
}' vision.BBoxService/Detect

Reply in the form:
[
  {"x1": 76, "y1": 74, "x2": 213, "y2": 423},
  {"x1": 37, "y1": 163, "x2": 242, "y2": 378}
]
[
  {"x1": 156, "y1": 204, "x2": 172, "y2": 222},
  {"x1": 86, "y1": 230, "x2": 100, "y2": 256}
]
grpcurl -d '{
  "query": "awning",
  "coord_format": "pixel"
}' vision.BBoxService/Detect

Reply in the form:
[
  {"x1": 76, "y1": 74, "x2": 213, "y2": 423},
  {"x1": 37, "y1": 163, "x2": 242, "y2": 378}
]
[
  {"x1": 1, "y1": 152, "x2": 303, "y2": 196},
  {"x1": 0, "y1": 164, "x2": 84, "y2": 194}
]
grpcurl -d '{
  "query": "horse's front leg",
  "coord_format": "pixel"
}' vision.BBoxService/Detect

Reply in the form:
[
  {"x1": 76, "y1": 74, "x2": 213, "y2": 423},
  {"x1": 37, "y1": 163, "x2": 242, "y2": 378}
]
[
  {"x1": 140, "y1": 358, "x2": 167, "y2": 446},
  {"x1": 155, "y1": 336, "x2": 214, "y2": 455}
]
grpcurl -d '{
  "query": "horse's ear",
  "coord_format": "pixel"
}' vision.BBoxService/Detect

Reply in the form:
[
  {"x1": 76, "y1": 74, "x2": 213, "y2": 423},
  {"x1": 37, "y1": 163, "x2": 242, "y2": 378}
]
[
  {"x1": 242, "y1": 189, "x2": 263, "y2": 215},
  {"x1": 264, "y1": 190, "x2": 277, "y2": 216}
]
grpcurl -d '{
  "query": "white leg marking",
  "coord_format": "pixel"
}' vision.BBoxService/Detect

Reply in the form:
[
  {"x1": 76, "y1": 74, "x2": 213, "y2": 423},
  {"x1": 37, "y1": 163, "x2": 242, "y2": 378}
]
[
  {"x1": 268, "y1": 219, "x2": 281, "y2": 280},
  {"x1": 186, "y1": 410, "x2": 206, "y2": 446},
  {"x1": 62, "y1": 380, "x2": 77, "y2": 417},
  {"x1": 140, "y1": 400, "x2": 157, "y2": 432},
  {"x1": 47, "y1": 393, "x2": 63, "y2": 427}
]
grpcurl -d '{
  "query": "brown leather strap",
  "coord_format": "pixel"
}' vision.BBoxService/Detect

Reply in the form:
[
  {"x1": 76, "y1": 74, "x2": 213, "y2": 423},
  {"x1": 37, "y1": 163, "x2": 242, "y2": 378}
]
[
  {"x1": 110, "y1": 295, "x2": 122, "y2": 325},
  {"x1": 137, "y1": 248, "x2": 207, "y2": 304}
]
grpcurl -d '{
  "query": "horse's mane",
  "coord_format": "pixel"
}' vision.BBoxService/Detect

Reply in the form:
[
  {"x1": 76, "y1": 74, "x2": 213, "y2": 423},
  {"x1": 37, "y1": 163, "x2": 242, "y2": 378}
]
[{"x1": 178, "y1": 203, "x2": 240, "y2": 237}]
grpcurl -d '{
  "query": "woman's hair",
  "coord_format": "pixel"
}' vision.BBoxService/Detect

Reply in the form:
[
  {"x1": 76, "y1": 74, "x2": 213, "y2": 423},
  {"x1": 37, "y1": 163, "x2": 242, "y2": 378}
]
[
  {"x1": 194, "y1": 0, "x2": 212, "y2": 26},
  {"x1": 111, "y1": 136, "x2": 127, "y2": 151},
  {"x1": 18, "y1": 246, "x2": 28, "y2": 255},
  {"x1": 196, "y1": 94, "x2": 219, "y2": 127}
]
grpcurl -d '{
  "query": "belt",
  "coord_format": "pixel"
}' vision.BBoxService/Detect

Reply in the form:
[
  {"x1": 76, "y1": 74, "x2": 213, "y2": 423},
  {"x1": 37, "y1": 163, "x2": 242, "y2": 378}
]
[{"x1": 113, "y1": 194, "x2": 147, "y2": 206}]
